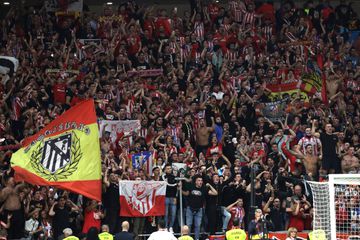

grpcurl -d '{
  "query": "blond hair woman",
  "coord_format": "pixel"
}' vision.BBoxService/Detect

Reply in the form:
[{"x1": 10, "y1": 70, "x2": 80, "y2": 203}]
[{"x1": 286, "y1": 227, "x2": 298, "y2": 240}]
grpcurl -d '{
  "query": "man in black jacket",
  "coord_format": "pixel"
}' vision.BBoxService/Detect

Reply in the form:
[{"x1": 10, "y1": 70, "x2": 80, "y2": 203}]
[{"x1": 115, "y1": 221, "x2": 134, "y2": 240}]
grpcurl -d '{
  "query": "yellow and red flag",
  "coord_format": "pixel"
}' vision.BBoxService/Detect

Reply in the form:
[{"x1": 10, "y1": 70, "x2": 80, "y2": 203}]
[{"x1": 10, "y1": 100, "x2": 101, "y2": 201}]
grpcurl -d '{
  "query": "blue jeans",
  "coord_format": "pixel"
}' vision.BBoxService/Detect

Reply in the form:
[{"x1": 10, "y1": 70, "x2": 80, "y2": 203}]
[
  {"x1": 186, "y1": 206, "x2": 203, "y2": 240},
  {"x1": 221, "y1": 206, "x2": 231, "y2": 231},
  {"x1": 165, "y1": 197, "x2": 177, "y2": 228}
]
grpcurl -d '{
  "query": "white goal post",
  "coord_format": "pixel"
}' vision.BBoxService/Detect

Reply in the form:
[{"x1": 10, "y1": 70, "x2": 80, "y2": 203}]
[{"x1": 308, "y1": 174, "x2": 360, "y2": 240}]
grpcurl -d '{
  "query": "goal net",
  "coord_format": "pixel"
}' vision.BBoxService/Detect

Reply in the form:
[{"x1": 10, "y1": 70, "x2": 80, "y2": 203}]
[{"x1": 308, "y1": 174, "x2": 360, "y2": 240}]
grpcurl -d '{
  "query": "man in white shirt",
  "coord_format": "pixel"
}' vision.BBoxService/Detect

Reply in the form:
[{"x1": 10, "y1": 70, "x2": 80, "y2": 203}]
[{"x1": 147, "y1": 219, "x2": 177, "y2": 240}]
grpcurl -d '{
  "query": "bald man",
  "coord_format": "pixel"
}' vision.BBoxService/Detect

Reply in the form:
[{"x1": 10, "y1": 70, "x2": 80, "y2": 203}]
[
  {"x1": 178, "y1": 225, "x2": 194, "y2": 240},
  {"x1": 115, "y1": 221, "x2": 134, "y2": 240}
]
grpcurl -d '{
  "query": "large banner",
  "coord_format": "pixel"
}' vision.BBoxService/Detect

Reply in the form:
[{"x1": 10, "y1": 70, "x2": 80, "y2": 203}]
[
  {"x1": 130, "y1": 151, "x2": 153, "y2": 176},
  {"x1": 119, "y1": 180, "x2": 166, "y2": 217},
  {"x1": 99, "y1": 120, "x2": 141, "y2": 142},
  {"x1": 11, "y1": 100, "x2": 101, "y2": 201}
]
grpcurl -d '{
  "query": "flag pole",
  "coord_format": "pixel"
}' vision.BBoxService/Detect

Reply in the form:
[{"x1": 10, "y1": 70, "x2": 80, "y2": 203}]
[{"x1": 176, "y1": 177, "x2": 186, "y2": 231}]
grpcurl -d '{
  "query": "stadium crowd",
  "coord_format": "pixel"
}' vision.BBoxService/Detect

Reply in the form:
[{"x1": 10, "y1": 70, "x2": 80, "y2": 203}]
[{"x1": 0, "y1": 0, "x2": 360, "y2": 239}]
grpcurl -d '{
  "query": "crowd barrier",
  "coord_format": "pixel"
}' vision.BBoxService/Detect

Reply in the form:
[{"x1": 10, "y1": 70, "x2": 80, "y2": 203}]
[{"x1": 138, "y1": 231, "x2": 310, "y2": 240}]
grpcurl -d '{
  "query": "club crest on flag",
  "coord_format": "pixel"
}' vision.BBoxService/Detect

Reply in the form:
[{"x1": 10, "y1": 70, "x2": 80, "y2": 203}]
[
  {"x1": 130, "y1": 151, "x2": 153, "y2": 176},
  {"x1": 129, "y1": 181, "x2": 156, "y2": 215},
  {"x1": 30, "y1": 132, "x2": 83, "y2": 181},
  {"x1": 41, "y1": 133, "x2": 72, "y2": 173},
  {"x1": 119, "y1": 181, "x2": 166, "y2": 217}
]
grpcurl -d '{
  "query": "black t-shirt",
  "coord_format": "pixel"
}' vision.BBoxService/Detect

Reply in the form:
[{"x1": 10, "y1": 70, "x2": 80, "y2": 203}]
[
  {"x1": 205, "y1": 182, "x2": 220, "y2": 207},
  {"x1": 104, "y1": 183, "x2": 120, "y2": 210},
  {"x1": 187, "y1": 184, "x2": 206, "y2": 210},
  {"x1": 162, "y1": 174, "x2": 177, "y2": 198},
  {"x1": 320, "y1": 132, "x2": 338, "y2": 156},
  {"x1": 7, "y1": 206, "x2": 25, "y2": 239},
  {"x1": 221, "y1": 184, "x2": 235, "y2": 207},
  {"x1": 269, "y1": 207, "x2": 285, "y2": 231},
  {"x1": 53, "y1": 205, "x2": 71, "y2": 235}
]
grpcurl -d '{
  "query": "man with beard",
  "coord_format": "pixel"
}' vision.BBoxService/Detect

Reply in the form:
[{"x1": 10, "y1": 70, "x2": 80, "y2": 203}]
[
  {"x1": 298, "y1": 127, "x2": 322, "y2": 157},
  {"x1": 181, "y1": 113, "x2": 195, "y2": 146},
  {"x1": 183, "y1": 175, "x2": 217, "y2": 240}
]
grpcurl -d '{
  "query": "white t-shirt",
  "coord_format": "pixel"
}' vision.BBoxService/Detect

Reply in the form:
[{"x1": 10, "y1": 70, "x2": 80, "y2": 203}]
[{"x1": 147, "y1": 230, "x2": 177, "y2": 240}]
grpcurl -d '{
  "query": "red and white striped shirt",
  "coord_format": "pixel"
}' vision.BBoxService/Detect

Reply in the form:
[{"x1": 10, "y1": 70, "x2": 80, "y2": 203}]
[
  {"x1": 12, "y1": 97, "x2": 23, "y2": 121},
  {"x1": 169, "y1": 41, "x2": 177, "y2": 54},
  {"x1": 262, "y1": 25, "x2": 274, "y2": 40},
  {"x1": 193, "y1": 21, "x2": 205, "y2": 41},
  {"x1": 229, "y1": 1, "x2": 245, "y2": 23},
  {"x1": 204, "y1": 40, "x2": 214, "y2": 52},
  {"x1": 139, "y1": 127, "x2": 147, "y2": 138},
  {"x1": 243, "y1": 11, "x2": 256, "y2": 26},
  {"x1": 225, "y1": 50, "x2": 238, "y2": 62}
]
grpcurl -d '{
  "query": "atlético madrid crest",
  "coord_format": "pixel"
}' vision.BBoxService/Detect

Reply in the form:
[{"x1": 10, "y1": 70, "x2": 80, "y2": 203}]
[{"x1": 30, "y1": 132, "x2": 82, "y2": 181}]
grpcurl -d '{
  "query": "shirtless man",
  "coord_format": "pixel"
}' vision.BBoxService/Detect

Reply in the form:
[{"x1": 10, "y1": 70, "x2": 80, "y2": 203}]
[
  {"x1": 196, "y1": 118, "x2": 214, "y2": 156},
  {"x1": 341, "y1": 147, "x2": 360, "y2": 173},
  {"x1": 287, "y1": 144, "x2": 319, "y2": 180},
  {"x1": 326, "y1": 72, "x2": 343, "y2": 99}
]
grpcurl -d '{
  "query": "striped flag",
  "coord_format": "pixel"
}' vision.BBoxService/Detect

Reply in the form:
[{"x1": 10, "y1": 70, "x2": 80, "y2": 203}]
[
  {"x1": 119, "y1": 180, "x2": 166, "y2": 217},
  {"x1": 130, "y1": 151, "x2": 153, "y2": 176}
]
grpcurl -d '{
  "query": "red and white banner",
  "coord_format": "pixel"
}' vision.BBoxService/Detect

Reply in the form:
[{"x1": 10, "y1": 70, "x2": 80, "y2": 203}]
[
  {"x1": 99, "y1": 120, "x2": 141, "y2": 142},
  {"x1": 119, "y1": 181, "x2": 166, "y2": 217}
]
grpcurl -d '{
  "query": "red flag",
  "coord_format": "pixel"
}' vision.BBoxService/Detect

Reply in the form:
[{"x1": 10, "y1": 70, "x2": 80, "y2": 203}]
[{"x1": 119, "y1": 181, "x2": 166, "y2": 217}]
